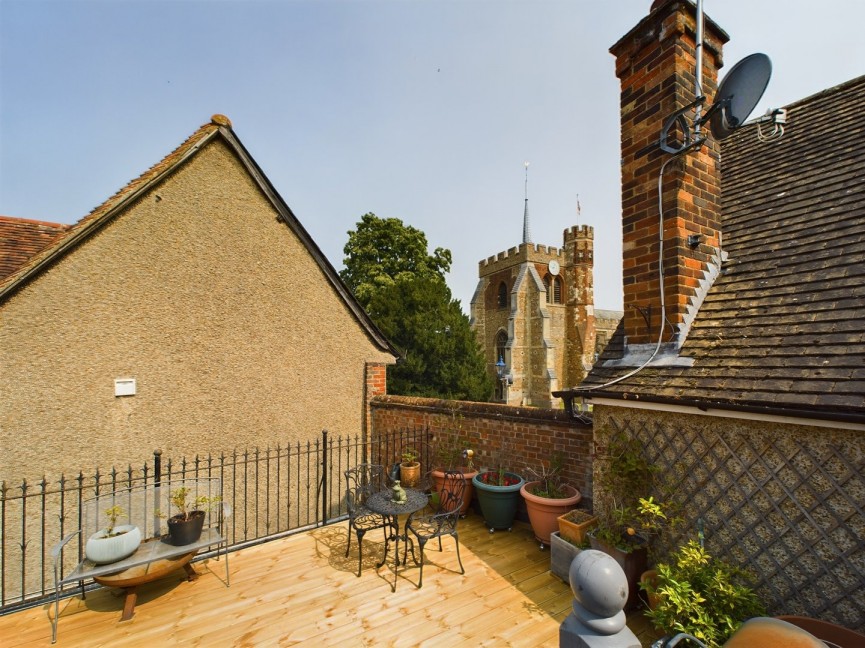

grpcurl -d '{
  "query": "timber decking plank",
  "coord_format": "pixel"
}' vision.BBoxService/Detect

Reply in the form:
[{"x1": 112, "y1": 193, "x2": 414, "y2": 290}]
[{"x1": 1, "y1": 517, "x2": 577, "y2": 647}]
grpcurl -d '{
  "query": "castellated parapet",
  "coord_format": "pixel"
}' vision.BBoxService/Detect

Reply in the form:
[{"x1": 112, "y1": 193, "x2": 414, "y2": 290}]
[
  {"x1": 563, "y1": 225, "x2": 594, "y2": 242},
  {"x1": 564, "y1": 225, "x2": 594, "y2": 266},
  {"x1": 479, "y1": 242, "x2": 564, "y2": 276}
]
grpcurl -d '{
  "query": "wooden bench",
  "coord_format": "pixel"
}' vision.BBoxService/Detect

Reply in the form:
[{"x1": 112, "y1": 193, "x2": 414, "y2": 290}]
[{"x1": 51, "y1": 478, "x2": 229, "y2": 643}]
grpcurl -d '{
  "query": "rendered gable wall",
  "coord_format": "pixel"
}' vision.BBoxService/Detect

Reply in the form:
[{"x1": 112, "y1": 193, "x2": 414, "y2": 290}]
[{"x1": 0, "y1": 137, "x2": 394, "y2": 480}]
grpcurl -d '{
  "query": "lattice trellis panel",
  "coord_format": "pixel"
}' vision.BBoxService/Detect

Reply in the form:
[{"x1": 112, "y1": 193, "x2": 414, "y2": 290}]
[{"x1": 601, "y1": 414, "x2": 865, "y2": 632}]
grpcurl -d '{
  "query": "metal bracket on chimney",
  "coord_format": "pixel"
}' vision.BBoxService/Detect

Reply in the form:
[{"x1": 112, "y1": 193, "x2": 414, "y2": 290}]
[{"x1": 659, "y1": 97, "x2": 708, "y2": 155}]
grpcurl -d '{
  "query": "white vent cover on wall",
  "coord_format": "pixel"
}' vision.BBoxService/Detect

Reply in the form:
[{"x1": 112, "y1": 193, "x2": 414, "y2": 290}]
[{"x1": 114, "y1": 378, "x2": 136, "y2": 397}]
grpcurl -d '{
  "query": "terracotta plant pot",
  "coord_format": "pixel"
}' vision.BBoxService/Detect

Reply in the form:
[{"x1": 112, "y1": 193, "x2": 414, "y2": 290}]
[
  {"x1": 399, "y1": 461, "x2": 420, "y2": 487},
  {"x1": 557, "y1": 509, "x2": 598, "y2": 545},
  {"x1": 520, "y1": 481, "x2": 582, "y2": 547},
  {"x1": 430, "y1": 468, "x2": 478, "y2": 516},
  {"x1": 641, "y1": 568, "x2": 661, "y2": 611},
  {"x1": 776, "y1": 616, "x2": 865, "y2": 647}
]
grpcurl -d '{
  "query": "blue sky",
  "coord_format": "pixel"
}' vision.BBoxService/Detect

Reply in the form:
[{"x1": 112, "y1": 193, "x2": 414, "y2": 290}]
[{"x1": 2, "y1": 0, "x2": 863, "y2": 312}]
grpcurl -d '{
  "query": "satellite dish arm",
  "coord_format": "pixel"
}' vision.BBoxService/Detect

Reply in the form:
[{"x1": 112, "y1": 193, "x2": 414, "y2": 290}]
[{"x1": 659, "y1": 97, "x2": 707, "y2": 155}]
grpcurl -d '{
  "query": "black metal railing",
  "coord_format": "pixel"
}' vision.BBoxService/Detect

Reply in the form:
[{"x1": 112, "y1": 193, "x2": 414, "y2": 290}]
[{"x1": 0, "y1": 426, "x2": 431, "y2": 615}]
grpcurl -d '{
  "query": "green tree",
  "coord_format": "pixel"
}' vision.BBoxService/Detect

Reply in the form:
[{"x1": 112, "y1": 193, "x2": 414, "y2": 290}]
[
  {"x1": 341, "y1": 213, "x2": 493, "y2": 401},
  {"x1": 367, "y1": 276, "x2": 493, "y2": 401},
  {"x1": 340, "y1": 212, "x2": 452, "y2": 309}
]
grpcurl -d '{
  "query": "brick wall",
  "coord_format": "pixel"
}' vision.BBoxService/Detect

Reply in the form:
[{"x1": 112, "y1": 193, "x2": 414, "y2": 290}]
[
  {"x1": 370, "y1": 395, "x2": 594, "y2": 505},
  {"x1": 611, "y1": 0, "x2": 728, "y2": 345}
]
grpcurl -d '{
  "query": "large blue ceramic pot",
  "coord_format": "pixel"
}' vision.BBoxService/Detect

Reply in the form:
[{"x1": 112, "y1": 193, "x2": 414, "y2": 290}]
[{"x1": 472, "y1": 471, "x2": 525, "y2": 531}]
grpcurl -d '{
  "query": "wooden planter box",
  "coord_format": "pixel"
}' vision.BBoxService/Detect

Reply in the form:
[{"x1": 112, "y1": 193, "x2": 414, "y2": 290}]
[
  {"x1": 550, "y1": 531, "x2": 581, "y2": 583},
  {"x1": 557, "y1": 509, "x2": 598, "y2": 545}
]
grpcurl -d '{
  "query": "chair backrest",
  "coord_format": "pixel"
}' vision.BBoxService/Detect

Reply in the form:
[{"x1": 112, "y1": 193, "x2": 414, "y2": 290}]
[
  {"x1": 344, "y1": 464, "x2": 384, "y2": 512},
  {"x1": 438, "y1": 470, "x2": 466, "y2": 514}
]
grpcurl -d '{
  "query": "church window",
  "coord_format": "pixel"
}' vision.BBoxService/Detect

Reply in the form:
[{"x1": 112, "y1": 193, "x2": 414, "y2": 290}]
[
  {"x1": 497, "y1": 281, "x2": 508, "y2": 308},
  {"x1": 545, "y1": 275, "x2": 563, "y2": 304}
]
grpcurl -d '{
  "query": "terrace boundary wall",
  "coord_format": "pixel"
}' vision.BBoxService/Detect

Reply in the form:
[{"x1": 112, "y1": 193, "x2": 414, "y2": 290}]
[{"x1": 370, "y1": 395, "x2": 594, "y2": 505}]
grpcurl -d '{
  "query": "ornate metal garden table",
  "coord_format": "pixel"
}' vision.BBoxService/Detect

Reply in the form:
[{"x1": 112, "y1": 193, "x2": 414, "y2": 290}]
[{"x1": 366, "y1": 488, "x2": 428, "y2": 591}]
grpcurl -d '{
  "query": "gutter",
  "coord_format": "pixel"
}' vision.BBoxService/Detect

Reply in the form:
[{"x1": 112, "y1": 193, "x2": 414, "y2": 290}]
[{"x1": 554, "y1": 388, "x2": 865, "y2": 429}]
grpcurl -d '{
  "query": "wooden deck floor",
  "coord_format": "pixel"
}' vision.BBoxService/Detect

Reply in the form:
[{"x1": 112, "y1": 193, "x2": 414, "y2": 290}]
[{"x1": 1, "y1": 513, "x2": 658, "y2": 647}]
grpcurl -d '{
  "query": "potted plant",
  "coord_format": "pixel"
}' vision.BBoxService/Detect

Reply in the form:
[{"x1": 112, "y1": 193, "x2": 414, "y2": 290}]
[
  {"x1": 550, "y1": 531, "x2": 590, "y2": 583},
  {"x1": 520, "y1": 454, "x2": 582, "y2": 548},
  {"x1": 472, "y1": 461, "x2": 524, "y2": 532},
  {"x1": 399, "y1": 448, "x2": 421, "y2": 487},
  {"x1": 589, "y1": 434, "x2": 669, "y2": 610},
  {"x1": 165, "y1": 486, "x2": 220, "y2": 546},
  {"x1": 557, "y1": 508, "x2": 598, "y2": 546},
  {"x1": 642, "y1": 539, "x2": 766, "y2": 647},
  {"x1": 85, "y1": 505, "x2": 142, "y2": 564},
  {"x1": 430, "y1": 422, "x2": 478, "y2": 515},
  {"x1": 589, "y1": 496, "x2": 671, "y2": 610}
]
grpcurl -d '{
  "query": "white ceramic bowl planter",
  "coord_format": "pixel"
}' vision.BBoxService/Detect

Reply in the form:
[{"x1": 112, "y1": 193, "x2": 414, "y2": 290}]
[{"x1": 85, "y1": 524, "x2": 142, "y2": 564}]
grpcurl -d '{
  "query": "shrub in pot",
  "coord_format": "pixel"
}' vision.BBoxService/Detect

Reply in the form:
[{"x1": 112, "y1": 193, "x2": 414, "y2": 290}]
[
  {"x1": 520, "y1": 455, "x2": 582, "y2": 548},
  {"x1": 643, "y1": 539, "x2": 765, "y2": 648},
  {"x1": 85, "y1": 505, "x2": 142, "y2": 564},
  {"x1": 430, "y1": 427, "x2": 477, "y2": 515},
  {"x1": 589, "y1": 497, "x2": 670, "y2": 610},
  {"x1": 165, "y1": 487, "x2": 220, "y2": 546},
  {"x1": 399, "y1": 448, "x2": 421, "y2": 487}
]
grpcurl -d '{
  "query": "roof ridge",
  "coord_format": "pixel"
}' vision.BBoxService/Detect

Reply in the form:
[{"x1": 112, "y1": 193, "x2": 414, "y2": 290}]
[
  {"x1": 779, "y1": 74, "x2": 865, "y2": 112},
  {"x1": 0, "y1": 215, "x2": 69, "y2": 228}
]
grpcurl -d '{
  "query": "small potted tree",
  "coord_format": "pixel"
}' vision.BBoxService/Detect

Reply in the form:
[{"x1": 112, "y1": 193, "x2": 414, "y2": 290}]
[
  {"x1": 589, "y1": 433, "x2": 676, "y2": 609},
  {"x1": 399, "y1": 448, "x2": 421, "y2": 487},
  {"x1": 520, "y1": 454, "x2": 582, "y2": 549},
  {"x1": 642, "y1": 539, "x2": 765, "y2": 647},
  {"x1": 165, "y1": 486, "x2": 220, "y2": 546},
  {"x1": 85, "y1": 505, "x2": 142, "y2": 564},
  {"x1": 430, "y1": 417, "x2": 478, "y2": 515}
]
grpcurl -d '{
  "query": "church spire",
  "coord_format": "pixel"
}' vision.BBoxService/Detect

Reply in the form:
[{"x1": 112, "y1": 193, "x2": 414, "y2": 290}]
[{"x1": 522, "y1": 161, "x2": 531, "y2": 244}]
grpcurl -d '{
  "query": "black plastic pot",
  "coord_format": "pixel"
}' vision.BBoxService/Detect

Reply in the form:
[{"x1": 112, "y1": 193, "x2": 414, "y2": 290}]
[{"x1": 167, "y1": 510, "x2": 206, "y2": 546}]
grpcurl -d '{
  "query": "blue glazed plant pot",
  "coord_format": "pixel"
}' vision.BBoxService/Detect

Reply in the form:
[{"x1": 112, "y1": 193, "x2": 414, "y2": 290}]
[{"x1": 472, "y1": 471, "x2": 525, "y2": 531}]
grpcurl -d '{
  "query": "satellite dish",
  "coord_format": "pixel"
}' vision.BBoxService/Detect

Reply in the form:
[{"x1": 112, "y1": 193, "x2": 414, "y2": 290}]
[{"x1": 709, "y1": 53, "x2": 772, "y2": 140}]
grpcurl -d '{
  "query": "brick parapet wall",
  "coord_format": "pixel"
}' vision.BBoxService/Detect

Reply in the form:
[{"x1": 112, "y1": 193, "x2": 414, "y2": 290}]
[{"x1": 370, "y1": 395, "x2": 594, "y2": 503}]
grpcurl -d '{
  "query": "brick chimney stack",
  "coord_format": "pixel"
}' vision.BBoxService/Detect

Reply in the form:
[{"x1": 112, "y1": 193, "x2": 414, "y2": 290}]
[{"x1": 610, "y1": 0, "x2": 728, "y2": 347}]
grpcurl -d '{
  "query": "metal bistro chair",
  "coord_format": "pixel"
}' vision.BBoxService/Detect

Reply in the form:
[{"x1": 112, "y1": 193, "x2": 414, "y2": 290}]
[
  {"x1": 344, "y1": 463, "x2": 389, "y2": 577},
  {"x1": 404, "y1": 470, "x2": 466, "y2": 588}
]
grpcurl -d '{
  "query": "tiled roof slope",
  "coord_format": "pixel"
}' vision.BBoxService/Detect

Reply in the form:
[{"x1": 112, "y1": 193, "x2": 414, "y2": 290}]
[
  {"x1": 580, "y1": 75, "x2": 865, "y2": 422},
  {"x1": 0, "y1": 216, "x2": 69, "y2": 281}
]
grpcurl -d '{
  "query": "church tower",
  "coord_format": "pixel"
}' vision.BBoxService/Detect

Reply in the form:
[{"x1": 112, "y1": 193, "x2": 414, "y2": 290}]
[{"x1": 470, "y1": 173, "x2": 614, "y2": 407}]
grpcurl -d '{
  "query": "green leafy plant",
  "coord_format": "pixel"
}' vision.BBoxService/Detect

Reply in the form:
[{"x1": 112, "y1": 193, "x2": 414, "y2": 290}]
[
  {"x1": 592, "y1": 434, "x2": 680, "y2": 555},
  {"x1": 102, "y1": 505, "x2": 128, "y2": 537},
  {"x1": 643, "y1": 539, "x2": 766, "y2": 647},
  {"x1": 400, "y1": 448, "x2": 419, "y2": 465},
  {"x1": 593, "y1": 496, "x2": 671, "y2": 552},
  {"x1": 167, "y1": 487, "x2": 221, "y2": 521},
  {"x1": 525, "y1": 452, "x2": 568, "y2": 498}
]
